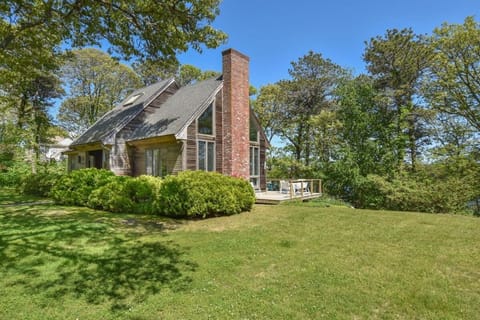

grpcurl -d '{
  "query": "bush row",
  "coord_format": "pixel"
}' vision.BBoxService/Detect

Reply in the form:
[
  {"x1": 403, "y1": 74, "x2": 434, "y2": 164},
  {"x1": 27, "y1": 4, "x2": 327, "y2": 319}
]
[
  {"x1": 353, "y1": 174, "x2": 476, "y2": 214},
  {"x1": 28, "y1": 168, "x2": 254, "y2": 218}
]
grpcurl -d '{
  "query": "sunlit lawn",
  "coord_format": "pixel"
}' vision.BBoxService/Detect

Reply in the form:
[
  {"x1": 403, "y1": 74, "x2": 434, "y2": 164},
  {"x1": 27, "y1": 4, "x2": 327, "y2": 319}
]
[{"x1": 1, "y1": 188, "x2": 479, "y2": 319}]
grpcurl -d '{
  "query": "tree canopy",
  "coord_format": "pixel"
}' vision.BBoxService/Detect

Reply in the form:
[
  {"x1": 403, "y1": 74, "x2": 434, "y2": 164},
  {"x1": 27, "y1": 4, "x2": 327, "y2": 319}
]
[
  {"x1": 1, "y1": 0, "x2": 226, "y2": 64},
  {"x1": 58, "y1": 48, "x2": 142, "y2": 137}
]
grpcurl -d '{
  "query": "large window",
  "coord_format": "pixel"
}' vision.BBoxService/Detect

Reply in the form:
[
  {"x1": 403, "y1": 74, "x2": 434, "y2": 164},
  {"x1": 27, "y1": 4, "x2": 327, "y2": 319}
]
[
  {"x1": 250, "y1": 146, "x2": 260, "y2": 187},
  {"x1": 145, "y1": 149, "x2": 167, "y2": 177},
  {"x1": 198, "y1": 140, "x2": 215, "y2": 171},
  {"x1": 198, "y1": 103, "x2": 214, "y2": 135}
]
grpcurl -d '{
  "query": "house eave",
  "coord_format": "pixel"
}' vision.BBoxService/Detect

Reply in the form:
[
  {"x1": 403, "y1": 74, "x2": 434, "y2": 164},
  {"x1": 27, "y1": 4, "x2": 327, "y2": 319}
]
[{"x1": 126, "y1": 134, "x2": 177, "y2": 147}]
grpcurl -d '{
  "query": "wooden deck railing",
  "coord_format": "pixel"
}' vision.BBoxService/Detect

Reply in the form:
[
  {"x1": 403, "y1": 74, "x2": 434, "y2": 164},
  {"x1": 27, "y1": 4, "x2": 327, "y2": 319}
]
[{"x1": 265, "y1": 179, "x2": 322, "y2": 199}]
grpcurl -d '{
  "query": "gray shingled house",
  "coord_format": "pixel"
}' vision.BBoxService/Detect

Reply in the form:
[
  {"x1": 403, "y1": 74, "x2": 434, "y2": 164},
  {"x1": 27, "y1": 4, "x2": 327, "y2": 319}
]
[{"x1": 65, "y1": 49, "x2": 268, "y2": 189}]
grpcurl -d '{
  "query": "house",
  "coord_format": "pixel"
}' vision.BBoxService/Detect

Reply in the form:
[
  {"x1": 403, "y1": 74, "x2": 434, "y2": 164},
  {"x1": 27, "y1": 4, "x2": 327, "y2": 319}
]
[
  {"x1": 41, "y1": 137, "x2": 73, "y2": 161},
  {"x1": 64, "y1": 49, "x2": 269, "y2": 189}
]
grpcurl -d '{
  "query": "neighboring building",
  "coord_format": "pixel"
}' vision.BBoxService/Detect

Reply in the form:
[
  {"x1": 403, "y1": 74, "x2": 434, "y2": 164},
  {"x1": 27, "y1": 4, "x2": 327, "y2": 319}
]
[
  {"x1": 65, "y1": 49, "x2": 269, "y2": 189},
  {"x1": 41, "y1": 137, "x2": 73, "y2": 161}
]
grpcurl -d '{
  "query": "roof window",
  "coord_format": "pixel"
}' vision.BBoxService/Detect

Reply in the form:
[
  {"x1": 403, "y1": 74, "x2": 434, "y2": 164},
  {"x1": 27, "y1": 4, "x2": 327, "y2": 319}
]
[{"x1": 123, "y1": 93, "x2": 143, "y2": 106}]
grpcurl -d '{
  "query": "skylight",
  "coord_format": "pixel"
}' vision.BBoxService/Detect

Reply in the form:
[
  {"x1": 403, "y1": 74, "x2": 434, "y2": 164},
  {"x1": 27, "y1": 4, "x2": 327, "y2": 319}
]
[{"x1": 123, "y1": 93, "x2": 143, "y2": 106}]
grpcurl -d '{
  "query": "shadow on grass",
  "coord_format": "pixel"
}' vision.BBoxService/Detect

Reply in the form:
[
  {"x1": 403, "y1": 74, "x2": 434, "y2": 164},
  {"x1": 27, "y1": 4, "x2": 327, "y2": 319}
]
[
  {"x1": 0, "y1": 205, "x2": 196, "y2": 311},
  {"x1": 0, "y1": 187, "x2": 46, "y2": 205}
]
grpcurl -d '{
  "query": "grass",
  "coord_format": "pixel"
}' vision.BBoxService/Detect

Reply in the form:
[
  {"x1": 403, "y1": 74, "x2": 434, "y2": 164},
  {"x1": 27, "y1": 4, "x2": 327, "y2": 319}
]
[{"x1": 1, "y1": 188, "x2": 479, "y2": 319}]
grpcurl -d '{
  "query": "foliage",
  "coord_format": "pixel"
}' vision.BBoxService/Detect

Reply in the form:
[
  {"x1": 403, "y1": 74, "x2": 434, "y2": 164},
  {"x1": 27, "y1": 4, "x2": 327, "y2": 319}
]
[
  {"x1": 426, "y1": 16, "x2": 480, "y2": 131},
  {"x1": 133, "y1": 61, "x2": 220, "y2": 86},
  {"x1": 50, "y1": 168, "x2": 115, "y2": 206},
  {"x1": 17, "y1": 161, "x2": 67, "y2": 197},
  {"x1": 58, "y1": 48, "x2": 142, "y2": 137},
  {"x1": 48, "y1": 168, "x2": 253, "y2": 217},
  {"x1": 335, "y1": 75, "x2": 398, "y2": 176},
  {"x1": 157, "y1": 171, "x2": 255, "y2": 218},
  {"x1": 252, "y1": 84, "x2": 284, "y2": 143},
  {"x1": 363, "y1": 173, "x2": 473, "y2": 214},
  {"x1": 0, "y1": 0, "x2": 226, "y2": 65},
  {"x1": 18, "y1": 171, "x2": 62, "y2": 198},
  {"x1": 276, "y1": 51, "x2": 349, "y2": 167},
  {"x1": 0, "y1": 160, "x2": 31, "y2": 187},
  {"x1": 364, "y1": 28, "x2": 433, "y2": 171},
  {"x1": 87, "y1": 175, "x2": 162, "y2": 214}
]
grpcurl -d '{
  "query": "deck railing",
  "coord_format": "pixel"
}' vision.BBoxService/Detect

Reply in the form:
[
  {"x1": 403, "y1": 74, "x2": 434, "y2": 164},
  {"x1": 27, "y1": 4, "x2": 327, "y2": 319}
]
[{"x1": 265, "y1": 179, "x2": 322, "y2": 199}]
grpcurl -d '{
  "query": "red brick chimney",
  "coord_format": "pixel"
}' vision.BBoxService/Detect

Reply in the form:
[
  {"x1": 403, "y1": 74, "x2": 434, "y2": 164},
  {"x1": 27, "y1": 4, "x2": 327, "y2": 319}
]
[{"x1": 222, "y1": 49, "x2": 250, "y2": 179}]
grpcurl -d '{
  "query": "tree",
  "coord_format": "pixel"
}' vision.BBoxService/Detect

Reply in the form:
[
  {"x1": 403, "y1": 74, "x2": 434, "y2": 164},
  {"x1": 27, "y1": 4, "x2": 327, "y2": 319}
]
[
  {"x1": 335, "y1": 75, "x2": 399, "y2": 176},
  {"x1": 58, "y1": 48, "x2": 142, "y2": 137},
  {"x1": 252, "y1": 84, "x2": 284, "y2": 144},
  {"x1": 13, "y1": 74, "x2": 63, "y2": 173},
  {"x1": 1, "y1": 0, "x2": 226, "y2": 66},
  {"x1": 364, "y1": 28, "x2": 433, "y2": 171},
  {"x1": 277, "y1": 51, "x2": 349, "y2": 168},
  {"x1": 134, "y1": 60, "x2": 220, "y2": 86},
  {"x1": 426, "y1": 16, "x2": 480, "y2": 132}
]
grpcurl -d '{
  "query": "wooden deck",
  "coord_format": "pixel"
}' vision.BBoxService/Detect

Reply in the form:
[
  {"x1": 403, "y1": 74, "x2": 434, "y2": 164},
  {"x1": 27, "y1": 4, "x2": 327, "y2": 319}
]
[
  {"x1": 255, "y1": 191, "x2": 323, "y2": 204},
  {"x1": 255, "y1": 178, "x2": 323, "y2": 204}
]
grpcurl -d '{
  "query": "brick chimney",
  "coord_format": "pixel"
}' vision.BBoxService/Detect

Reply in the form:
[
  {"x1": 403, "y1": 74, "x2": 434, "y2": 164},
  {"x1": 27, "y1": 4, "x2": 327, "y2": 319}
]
[{"x1": 222, "y1": 49, "x2": 250, "y2": 179}]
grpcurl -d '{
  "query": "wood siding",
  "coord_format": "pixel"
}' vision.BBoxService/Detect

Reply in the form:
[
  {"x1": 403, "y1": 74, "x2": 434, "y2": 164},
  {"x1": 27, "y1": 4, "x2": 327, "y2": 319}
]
[
  {"x1": 113, "y1": 83, "x2": 179, "y2": 176},
  {"x1": 186, "y1": 121, "x2": 197, "y2": 170},
  {"x1": 215, "y1": 91, "x2": 223, "y2": 173}
]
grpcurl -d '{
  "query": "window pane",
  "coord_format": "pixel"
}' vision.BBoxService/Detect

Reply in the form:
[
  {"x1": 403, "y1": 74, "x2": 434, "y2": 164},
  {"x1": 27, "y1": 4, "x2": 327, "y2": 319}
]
[
  {"x1": 145, "y1": 150, "x2": 153, "y2": 175},
  {"x1": 198, "y1": 103, "x2": 213, "y2": 135},
  {"x1": 249, "y1": 116, "x2": 258, "y2": 142},
  {"x1": 198, "y1": 141, "x2": 206, "y2": 170},
  {"x1": 254, "y1": 147, "x2": 259, "y2": 176},
  {"x1": 154, "y1": 149, "x2": 160, "y2": 176},
  {"x1": 207, "y1": 142, "x2": 215, "y2": 171},
  {"x1": 249, "y1": 147, "x2": 254, "y2": 175}
]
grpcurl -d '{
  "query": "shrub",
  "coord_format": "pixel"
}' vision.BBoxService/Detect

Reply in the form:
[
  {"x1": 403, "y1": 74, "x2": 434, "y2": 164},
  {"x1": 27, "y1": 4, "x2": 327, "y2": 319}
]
[
  {"x1": 363, "y1": 174, "x2": 473, "y2": 214},
  {"x1": 19, "y1": 171, "x2": 64, "y2": 197},
  {"x1": 87, "y1": 176, "x2": 134, "y2": 213},
  {"x1": 0, "y1": 161, "x2": 31, "y2": 187},
  {"x1": 87, "y1": 175, "x2": 162, "y2": 214},
  {"x1": 50, "y1": 168, "x2": 115, "y2": 206},
  {"x1": 157, "y1": 171, "x2": 255, "y2": 218},
  {"x1": 18, "y1": 162, "x2": 67, "y2": 197}
]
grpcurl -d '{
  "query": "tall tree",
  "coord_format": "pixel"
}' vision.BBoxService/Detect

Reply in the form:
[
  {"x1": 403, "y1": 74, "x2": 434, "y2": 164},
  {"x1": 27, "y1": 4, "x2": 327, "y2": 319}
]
[
  {"x1": 58, "y1": 48, "x2": 142, "y2": 137},
  {"x1": 426, "y1": 16, "x2": 480, "y2": 132},
  {"x1": 335, "y1": 75, "x2": 398, "y2": 176},
  {"x1": 277, "y1": 51, "x2": 348, "y2": 167},
  {"x1": 364, "y1": 28, "x2": 433, "y2": 171}
]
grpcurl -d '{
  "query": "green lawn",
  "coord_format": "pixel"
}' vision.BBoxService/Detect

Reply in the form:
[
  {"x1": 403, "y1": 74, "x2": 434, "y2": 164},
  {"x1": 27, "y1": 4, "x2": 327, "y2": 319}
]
[{"x1": 1, "y1": 188, "x2": 479, "y2": 319}]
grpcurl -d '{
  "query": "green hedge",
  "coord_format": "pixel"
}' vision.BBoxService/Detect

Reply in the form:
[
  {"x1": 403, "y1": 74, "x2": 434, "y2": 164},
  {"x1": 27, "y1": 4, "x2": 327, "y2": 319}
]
[
  {"x1": 48, "y1": 168, "x2": 254, "y2": 218},
  {"x1": 157, "y1": 171, "x2": 255, "y2": 218},
  {"x1": 361, "y1": 174, "x2": 474, "y2": 214},
  {"x1": 18, "y1": 171, "x2": 63, "y2": 197},
  {"x1": 87, "y1": 175, "x2": 162, "y2": 214},
  {"x1": 50, "y1": 168, "x2": 115, "y2": 206}
]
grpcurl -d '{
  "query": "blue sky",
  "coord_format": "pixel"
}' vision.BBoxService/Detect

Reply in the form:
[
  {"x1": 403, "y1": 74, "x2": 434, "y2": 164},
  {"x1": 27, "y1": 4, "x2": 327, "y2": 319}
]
[{"x1": 178, "y1": 0, "x2": 479, "y2": 89}]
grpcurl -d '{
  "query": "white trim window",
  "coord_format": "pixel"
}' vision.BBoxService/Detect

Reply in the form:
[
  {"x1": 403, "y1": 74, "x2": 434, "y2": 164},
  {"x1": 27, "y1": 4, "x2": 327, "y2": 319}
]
[
  {"x1": 198, "y1": 140, "x2": 215, "y2": 171},
  {"x1": 250, "y1": 146, "x2": 260, "y2": 187}
]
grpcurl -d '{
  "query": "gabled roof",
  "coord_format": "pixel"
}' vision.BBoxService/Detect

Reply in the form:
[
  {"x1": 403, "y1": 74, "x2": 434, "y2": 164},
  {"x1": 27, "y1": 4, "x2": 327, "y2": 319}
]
[
  {"x1": 70, "y1": 77, "x2": 223, "y2": 147},
  {"x1": 70, "y1": 78, "x2": 175, "y2": 146},
  {"x1": 127, "y1": 77, "x2": 222, "y2": 142}
]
